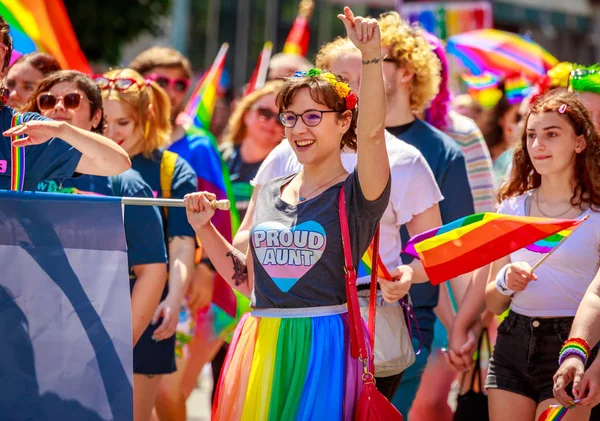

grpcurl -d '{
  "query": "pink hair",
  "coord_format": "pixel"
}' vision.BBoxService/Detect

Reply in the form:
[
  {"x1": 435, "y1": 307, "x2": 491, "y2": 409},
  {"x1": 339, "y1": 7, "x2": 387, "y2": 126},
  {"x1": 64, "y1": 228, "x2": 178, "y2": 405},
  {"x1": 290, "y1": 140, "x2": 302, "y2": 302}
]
[{"x1": 423, "y1": 32, "x2": 451, "y2": 131}]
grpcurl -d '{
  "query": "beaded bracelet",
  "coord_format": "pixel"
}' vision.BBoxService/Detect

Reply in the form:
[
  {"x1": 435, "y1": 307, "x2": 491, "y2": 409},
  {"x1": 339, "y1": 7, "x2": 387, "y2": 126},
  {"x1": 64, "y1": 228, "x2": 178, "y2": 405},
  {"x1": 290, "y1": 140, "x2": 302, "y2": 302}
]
[{"x1": 558, "y1": 338, "x2": 592, "y2": 366}]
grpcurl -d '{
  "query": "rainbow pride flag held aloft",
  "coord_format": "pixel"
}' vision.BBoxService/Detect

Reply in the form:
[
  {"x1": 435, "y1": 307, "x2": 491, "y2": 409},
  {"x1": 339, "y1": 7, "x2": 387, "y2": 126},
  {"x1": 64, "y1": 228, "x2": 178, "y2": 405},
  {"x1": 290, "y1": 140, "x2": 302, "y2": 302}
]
[
  {"x1": 0, "y1": 0, "x2": 91, "y2": 73},
  {"x1": 403, "y1": 212, "x2": 585, "y2": 285},
  {"x1": 185, "y1": 43, "x2": 229, "y2": 131},
  {"x1": 282, "y1": 0, "x2": 314, "y2": 57}
]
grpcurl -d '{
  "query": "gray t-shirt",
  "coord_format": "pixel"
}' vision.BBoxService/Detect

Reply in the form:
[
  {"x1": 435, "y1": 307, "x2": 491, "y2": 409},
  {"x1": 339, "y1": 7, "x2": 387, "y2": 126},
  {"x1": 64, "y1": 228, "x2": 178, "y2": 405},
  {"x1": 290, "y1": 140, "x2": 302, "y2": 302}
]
[{"x1": 250, "y1": 170, "x2": 391, "y2": 308}]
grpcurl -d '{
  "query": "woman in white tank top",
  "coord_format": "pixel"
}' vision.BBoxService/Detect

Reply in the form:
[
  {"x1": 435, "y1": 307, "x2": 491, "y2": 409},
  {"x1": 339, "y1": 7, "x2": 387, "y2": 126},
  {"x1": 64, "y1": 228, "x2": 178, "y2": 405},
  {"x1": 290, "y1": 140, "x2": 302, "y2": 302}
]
[{"x1": 484, "y1": 90, "x2": 600, "y2": 421}]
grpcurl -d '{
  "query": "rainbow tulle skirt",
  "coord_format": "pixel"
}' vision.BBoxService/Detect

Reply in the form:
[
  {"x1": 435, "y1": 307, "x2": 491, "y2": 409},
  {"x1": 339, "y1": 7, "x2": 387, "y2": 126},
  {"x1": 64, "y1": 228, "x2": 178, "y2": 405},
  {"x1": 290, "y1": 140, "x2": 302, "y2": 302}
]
[{"x1": 212, "y1": 304, "x2": 368, "y2": 421}]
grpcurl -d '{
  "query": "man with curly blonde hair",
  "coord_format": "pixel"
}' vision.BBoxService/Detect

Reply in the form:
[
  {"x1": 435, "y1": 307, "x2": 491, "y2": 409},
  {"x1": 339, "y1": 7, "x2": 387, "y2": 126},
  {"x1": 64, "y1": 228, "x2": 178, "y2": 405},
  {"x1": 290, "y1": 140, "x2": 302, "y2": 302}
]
[{"x1": 317, "y1": 12, "x2": 475, "y2": 416}]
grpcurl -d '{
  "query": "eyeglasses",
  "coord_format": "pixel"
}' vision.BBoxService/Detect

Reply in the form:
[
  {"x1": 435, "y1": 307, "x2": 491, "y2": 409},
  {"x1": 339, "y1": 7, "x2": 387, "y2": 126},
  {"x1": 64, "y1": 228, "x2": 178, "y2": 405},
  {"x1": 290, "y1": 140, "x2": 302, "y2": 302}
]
[
  {"x1": 255, "y1": 107, "x2": 278, "y2": 122},
  {"x1": 94, "y1": 75, "x2": 144, "y2": 91},
  {"x1": 146, "y1": 73, "x2": 190, "y2": 92},
  {"x1": 278, "y1": 110, "x2": 338, "y2": 128},
  {"x1": 37, "y1": 91, "x2": 90, "y2": 111}
]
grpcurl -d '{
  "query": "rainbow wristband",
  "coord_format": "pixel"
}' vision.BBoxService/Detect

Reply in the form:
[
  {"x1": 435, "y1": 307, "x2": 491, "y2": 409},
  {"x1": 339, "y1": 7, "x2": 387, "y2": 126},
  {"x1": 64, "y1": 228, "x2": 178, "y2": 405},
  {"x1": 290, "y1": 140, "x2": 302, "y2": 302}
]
[{"x1": 558, "y1": 338, "x2": 591, "y2": 366}]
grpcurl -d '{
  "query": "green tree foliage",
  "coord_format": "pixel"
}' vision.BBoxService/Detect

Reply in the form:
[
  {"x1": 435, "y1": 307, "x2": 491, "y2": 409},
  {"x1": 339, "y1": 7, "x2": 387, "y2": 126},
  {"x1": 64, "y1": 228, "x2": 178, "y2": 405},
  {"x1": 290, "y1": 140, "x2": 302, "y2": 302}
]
[{"x1": 63, "y1": 0, "x2": 172, "y2": 65}]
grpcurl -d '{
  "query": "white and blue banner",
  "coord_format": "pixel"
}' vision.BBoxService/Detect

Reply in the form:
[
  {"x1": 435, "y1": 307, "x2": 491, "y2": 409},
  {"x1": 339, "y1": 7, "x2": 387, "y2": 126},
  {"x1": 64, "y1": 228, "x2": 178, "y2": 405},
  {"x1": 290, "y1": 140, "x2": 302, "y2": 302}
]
[{"x1": 0, "y1": 191, "x2": 133, "y2": 421}]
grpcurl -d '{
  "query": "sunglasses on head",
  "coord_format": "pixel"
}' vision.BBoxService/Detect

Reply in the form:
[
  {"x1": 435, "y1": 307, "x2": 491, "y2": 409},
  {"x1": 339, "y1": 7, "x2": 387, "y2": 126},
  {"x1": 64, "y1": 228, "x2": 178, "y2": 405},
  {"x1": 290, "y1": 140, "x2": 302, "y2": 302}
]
[
  {"x1": 94, "y1": 75, "x2": 145, "y2": 91},
  {"x1": 146, "y1": 73, "x2": 190, "y2": 92},
  {"x1": 37, "y1": 91, "x2": 90, "y2": 112},
  {"x1": 255, "y1": 107, "x2": 278, "y2": 122}
]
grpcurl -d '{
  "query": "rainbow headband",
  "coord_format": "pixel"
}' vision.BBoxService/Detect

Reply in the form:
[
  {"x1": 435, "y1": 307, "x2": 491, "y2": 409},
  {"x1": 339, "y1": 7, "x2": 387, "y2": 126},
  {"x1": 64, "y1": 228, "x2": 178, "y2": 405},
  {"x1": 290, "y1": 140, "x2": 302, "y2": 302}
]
[
  {"x1": 11, "y1": 114, "x2": 25, "y2": 191},
  {"x1": 293, "y1": 68, "x2": 358, "y2": 110}
]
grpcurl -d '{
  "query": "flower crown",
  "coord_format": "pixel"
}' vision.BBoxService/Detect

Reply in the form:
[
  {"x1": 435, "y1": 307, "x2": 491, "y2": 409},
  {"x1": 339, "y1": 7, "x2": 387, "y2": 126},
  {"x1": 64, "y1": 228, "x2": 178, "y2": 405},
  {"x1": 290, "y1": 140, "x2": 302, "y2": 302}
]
[{"x1": 293, "y1": 68, "x2": 358, "y2": 110}]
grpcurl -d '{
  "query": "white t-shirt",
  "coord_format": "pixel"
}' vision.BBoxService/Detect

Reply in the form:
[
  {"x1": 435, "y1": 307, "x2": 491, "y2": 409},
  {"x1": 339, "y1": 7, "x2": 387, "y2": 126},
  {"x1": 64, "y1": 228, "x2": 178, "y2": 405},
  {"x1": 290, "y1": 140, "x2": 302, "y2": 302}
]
[
  {"x1": 253, "y1": 131, "x2": 443, "y2": 284},
  {"x1": 498, "y1": 192, "x2": 600, "y2": 317}
]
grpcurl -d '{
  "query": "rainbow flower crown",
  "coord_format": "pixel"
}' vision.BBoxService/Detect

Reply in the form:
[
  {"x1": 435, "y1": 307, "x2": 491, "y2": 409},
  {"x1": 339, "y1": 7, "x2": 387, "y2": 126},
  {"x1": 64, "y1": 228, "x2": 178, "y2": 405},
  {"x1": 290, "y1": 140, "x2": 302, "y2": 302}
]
[{"x1": 293, "y1": 68, "x2": 358, "y2": 110}]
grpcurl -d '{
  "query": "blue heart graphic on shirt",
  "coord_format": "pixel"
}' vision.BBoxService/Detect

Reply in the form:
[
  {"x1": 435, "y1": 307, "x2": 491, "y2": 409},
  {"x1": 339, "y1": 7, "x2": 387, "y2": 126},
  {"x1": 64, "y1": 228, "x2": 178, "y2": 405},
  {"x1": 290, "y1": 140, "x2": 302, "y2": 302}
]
[{"x1": 252, "y1": 221, "x2": 327, "y2": 292}]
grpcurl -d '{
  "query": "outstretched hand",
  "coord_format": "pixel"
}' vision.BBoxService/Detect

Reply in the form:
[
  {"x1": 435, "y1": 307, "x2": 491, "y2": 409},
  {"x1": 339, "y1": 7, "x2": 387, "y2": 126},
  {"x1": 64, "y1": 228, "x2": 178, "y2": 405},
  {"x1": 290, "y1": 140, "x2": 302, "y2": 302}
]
[
  {"x1": 337, "y1": 6, "x2": 381, "y2": 57},
  {"x1": 3, "y1": 119, "x2": 63, "y2": 147}
]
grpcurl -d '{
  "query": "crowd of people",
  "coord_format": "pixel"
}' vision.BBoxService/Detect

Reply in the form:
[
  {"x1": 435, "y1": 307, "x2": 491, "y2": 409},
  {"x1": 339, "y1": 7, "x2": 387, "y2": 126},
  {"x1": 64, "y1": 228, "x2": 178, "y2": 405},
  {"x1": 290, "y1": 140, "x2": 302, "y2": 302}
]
[{"x1": 3, "y1": 3, "x2": 600, "y2": 421}]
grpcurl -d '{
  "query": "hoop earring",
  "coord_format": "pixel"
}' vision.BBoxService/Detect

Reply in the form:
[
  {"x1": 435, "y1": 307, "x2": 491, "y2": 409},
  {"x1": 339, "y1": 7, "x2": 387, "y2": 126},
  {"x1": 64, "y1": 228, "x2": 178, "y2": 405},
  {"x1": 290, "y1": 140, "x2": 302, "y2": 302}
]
[{"x1": 144, "y1": 121, "x2": 150, "y2": 138}]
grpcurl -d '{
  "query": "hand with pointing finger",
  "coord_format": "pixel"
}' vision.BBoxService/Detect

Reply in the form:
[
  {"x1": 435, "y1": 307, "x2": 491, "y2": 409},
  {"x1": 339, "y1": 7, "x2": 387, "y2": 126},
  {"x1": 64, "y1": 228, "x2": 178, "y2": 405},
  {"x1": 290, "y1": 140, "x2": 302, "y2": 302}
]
[{"x1": 337, "y1": 7, "x2": 381, "y2": 58}]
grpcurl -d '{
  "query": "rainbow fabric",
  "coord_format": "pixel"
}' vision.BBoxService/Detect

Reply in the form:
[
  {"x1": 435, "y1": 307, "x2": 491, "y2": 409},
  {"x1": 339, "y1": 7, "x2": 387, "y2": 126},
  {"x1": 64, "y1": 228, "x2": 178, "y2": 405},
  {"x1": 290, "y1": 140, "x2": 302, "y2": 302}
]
[
  {"x1": 461, "y1": 72, "x2": 500, "y2": 90},
  {"x1": 505, "y1": 74, "x2": 531, "y2": 105},
  {"x1": 537, "y1": 404, "x2": 568, "y2": 421},
  {"x1": 0, "y1": 0, "x2": 91, "y2": 73},
  {"x1": 212, "y1": 311, "x2": 366, "y2": 420},
  {"x1": 10, "y1": 114, "x2": 24, "y2": 191},
  {"x1": 447, "y1": 29, "x2": 558, "y2": 80},
  {"x1": 244, "y1": 41, "x2": 273, "y2": 96},
  {"x1": 357, "y1": 242, "x2": 392, "y2": 281},
  {"x1": 403, "y1": 212, "x2": 584, "y2": 285},
  {"x1": 185, "y1": 43, "x2": 229, "y2": 132},
  {"x1": 526, "y1": 226, "x2": 577, "y2": 254}
]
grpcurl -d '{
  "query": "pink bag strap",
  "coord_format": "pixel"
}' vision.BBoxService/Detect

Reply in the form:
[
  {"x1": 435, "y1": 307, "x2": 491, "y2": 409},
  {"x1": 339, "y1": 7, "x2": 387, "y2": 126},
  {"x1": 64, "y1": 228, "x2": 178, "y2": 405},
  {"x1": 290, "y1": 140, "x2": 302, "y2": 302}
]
[{"x1": 338, "y1": 186, "x2": 379, "y2": 375}]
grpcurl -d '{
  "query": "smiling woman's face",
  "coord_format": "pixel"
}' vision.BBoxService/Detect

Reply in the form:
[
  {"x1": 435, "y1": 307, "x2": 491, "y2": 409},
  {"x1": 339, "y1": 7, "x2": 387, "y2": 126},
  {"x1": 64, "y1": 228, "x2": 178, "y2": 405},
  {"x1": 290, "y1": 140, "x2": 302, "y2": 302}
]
[
  {"x1": 39, "y1": 81, "x2": 101, "y2": 132},
  {"x1": 103, "y1": 99, "x2": 141, "y2": 156}
]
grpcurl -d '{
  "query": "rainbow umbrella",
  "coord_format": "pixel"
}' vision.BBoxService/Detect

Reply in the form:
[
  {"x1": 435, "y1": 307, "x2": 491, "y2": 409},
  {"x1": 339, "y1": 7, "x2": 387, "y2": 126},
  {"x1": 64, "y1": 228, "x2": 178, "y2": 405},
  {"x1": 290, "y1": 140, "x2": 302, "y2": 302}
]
[{"x1": 447, "y1": 29, "x2": 558, "y2": 80}]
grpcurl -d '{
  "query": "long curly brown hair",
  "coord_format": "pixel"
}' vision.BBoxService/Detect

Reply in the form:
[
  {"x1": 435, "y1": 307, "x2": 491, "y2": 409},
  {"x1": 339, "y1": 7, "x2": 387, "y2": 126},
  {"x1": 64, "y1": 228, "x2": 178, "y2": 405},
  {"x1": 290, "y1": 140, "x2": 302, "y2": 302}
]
[{"x1": 499, "y1": 90, "x2": 600, "y2": 211}]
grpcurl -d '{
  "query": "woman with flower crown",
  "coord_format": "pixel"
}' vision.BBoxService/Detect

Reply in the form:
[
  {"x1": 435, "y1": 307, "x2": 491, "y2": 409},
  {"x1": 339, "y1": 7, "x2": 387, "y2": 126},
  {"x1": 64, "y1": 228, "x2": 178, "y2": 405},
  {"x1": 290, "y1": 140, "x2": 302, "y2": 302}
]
[{"x1": 183, "y1": 6, "x2": 389, "y2": 420}]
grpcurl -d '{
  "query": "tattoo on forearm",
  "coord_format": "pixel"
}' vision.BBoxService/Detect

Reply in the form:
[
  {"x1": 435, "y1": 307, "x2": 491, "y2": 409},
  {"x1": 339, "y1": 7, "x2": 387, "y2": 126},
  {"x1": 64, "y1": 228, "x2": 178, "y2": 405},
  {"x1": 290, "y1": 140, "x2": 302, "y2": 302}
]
[{"x1": 226, "y1": 249, "x2": 248, "y2": 286}]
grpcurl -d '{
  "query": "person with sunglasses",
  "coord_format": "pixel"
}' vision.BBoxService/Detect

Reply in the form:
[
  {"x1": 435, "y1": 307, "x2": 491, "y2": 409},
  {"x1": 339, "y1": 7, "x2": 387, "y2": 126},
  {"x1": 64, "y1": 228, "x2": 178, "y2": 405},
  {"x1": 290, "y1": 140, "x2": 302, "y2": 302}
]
[
  {"x1": 97, "y1": 68, "x2": 198, "y2": 421},
  {"x1": 184, "y1": 7, "x2": 391, "y2": 419},
  {"x1": 25, "y1": 69, "x2": 171, "y2": 421},
  {"x1": 0, "y1": 17, "x2": 130, "y2": 191}
]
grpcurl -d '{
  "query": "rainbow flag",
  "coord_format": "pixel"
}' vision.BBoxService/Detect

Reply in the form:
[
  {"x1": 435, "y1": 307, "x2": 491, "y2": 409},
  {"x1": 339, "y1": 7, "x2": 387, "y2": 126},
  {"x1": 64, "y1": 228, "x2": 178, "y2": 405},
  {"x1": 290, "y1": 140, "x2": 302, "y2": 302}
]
[
  {"x1": 244, "y1": 41, "x2": 273, "y2": 96},
  {"x1": 357, "y1": 242, "x2": 392, "y2": 281},
  {"x1": 0, "y1": 0, "x2": 91, "y2": 73},
  {"x1": 461, "y1": 72, "x2": 500, "y2": 90},
  {"x1": 282, "y1": 0, "x2": 314, "y2": 56},
  {"x1": 403, "y1": 212, "x2": 585, "y2": 285},
  {"x1": 505, "y1": 73, "x2": 531, "y2": 105},
  {"x1": 537, "y1": 404, "x2": 568, "y2": 421},
  {"x1": 185, "y1": 43, "x2": 229, "y2": 131}
]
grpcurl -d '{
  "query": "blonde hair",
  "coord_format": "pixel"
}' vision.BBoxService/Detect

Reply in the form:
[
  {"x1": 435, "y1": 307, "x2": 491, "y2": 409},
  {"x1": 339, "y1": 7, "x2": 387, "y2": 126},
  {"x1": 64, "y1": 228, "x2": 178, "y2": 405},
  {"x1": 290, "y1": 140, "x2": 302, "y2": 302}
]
[
  {"x1": 102, "y1": 68, "x2": 172, "y2": 158},
  {"x1": 222, "y1": 80, "x2": 283, "y2": 145},
  {"x1": 378, "y1": 11, "x2": 441, "y2": 113},
  {"x1": 315, "y1": 37, "x2": 358, "y2": 70}
]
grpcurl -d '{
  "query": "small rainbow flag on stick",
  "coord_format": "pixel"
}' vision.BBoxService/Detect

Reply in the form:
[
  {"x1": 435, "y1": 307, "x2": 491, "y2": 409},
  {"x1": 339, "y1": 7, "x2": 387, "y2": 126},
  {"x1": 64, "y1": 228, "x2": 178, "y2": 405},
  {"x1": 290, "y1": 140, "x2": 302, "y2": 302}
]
[
  {"x1": 537, "y1": 404, "x2": 568, "y2": 421},
  {"x1": 358, "y1": 242, "x2": 392, "y2": 281},
  {"x1": 403, "y1": 212, "x2": 586, "y2": 285}
]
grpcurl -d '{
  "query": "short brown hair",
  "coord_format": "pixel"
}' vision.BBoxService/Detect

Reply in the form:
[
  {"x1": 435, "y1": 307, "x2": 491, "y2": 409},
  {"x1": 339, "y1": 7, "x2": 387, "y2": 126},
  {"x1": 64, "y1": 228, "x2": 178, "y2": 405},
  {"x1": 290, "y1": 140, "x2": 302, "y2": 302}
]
[
  {"x1": 0, "y1": 15, "x2": 13, "y2": 71},
  {"x1": 10, "y1": 52, "x2": 61, "y2": 77},
  {"x1": 223, "y1": 80, "x2": 283, "y2": 145},
  {"x1": 129, "y1": 47, "x2": 192, "y2": 80},
  {"x1": 276, "y1": 73, "x2": 357, "y2": 151},
  {"x1": 23, "y1": 70, "x2": 104, "y2": 134},
  {"x1": 499, "y1": 90, "x2": 600, "y2": 210}
]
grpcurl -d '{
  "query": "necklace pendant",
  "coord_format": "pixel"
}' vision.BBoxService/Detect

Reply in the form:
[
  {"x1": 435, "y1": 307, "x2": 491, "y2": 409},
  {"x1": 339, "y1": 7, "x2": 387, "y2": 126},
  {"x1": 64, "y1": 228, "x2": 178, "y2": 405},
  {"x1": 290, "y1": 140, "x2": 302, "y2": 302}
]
[{"x1": 299, "y1": 197, "x2": 306, "y2": 202}]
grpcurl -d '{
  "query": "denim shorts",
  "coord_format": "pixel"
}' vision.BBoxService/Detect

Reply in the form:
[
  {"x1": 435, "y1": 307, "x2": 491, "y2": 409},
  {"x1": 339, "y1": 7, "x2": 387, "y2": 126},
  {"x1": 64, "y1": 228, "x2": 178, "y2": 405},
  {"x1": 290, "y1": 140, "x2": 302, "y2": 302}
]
[{"x1": 486, "y1": 310, "x2": 595, "y2": 403}]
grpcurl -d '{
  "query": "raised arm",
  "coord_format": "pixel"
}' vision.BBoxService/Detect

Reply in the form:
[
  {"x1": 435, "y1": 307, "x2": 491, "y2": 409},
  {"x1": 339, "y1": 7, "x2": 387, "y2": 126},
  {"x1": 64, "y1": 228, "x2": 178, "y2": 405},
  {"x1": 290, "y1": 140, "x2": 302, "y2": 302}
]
[
  {"x1": 4, "y1": 119, "x2": 131, "y2": 176},
  {"x1": 338, "y1": 7, "x2": 388, "y2": 201}
]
